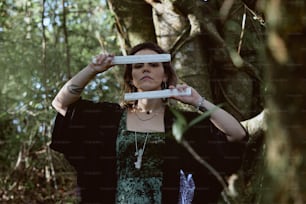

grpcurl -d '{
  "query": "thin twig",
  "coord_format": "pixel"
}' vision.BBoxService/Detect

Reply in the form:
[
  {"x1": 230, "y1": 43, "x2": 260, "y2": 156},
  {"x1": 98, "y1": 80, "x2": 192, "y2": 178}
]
[
  {"x1": 244, "y1": 3, "x2": 265, "y2": 26},
  {"x1": 180, "y1": 139, "x2": 231, "y2": 201},
  {"x1": 237, "y1": 6, "x2": 247, "y2": 55}
]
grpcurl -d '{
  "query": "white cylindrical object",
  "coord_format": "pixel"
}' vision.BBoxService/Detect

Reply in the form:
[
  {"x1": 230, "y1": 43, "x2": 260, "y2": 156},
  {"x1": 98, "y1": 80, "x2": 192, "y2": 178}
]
[
  {"x1": 112, "y1": 54, "x2": 171, "y2": 64},
  {"x1": 92, "y1": 54, "x2": 171, "y2": 65},
  {"x1": 124, "y1": 88, "x2": 191, "y2": 101}
]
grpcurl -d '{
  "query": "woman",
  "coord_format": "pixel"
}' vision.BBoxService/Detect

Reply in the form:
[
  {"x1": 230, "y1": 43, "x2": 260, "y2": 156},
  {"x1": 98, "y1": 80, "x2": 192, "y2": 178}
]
[{"x1": 50, "y1": 42, "x2": 247, "y2": 203}]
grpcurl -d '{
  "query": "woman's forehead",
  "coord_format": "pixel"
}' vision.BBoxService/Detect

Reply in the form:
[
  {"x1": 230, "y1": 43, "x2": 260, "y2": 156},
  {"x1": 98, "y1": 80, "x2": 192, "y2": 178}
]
[{"x1": 134, "y1": 49, "x2": 159, "y2": 55}]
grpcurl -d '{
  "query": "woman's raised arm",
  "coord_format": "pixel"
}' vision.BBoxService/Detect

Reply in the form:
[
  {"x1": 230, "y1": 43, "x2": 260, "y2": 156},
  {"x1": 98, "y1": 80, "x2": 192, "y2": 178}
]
[{"x1": 52, "y1": 54, "x2": 114, "y2": 116}]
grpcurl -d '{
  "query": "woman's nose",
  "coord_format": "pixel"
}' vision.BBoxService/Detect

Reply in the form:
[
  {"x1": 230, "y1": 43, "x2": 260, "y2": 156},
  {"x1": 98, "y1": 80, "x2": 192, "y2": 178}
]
[{"x1": 142, "y1": 63, "x2": 151, "y2": 72}]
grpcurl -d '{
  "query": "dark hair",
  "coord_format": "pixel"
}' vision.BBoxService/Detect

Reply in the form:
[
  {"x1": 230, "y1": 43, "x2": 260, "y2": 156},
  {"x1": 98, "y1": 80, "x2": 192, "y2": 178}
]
[{"x1": 123, "y1": 42, "x2": 178, "y2": 94}]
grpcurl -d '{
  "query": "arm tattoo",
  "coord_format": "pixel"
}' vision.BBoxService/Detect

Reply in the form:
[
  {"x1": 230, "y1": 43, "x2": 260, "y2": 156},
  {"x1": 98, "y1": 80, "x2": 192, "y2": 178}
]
[{"x1": 67, "y1": 84, "x2": 84, "y2": 95}]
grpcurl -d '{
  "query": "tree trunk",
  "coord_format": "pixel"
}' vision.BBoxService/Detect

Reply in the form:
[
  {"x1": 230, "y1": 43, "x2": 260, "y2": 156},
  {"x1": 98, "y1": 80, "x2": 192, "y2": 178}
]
[
  {"x1": 107, "y1": 0, "x2": 157, "y2": 48},
  {"x1": 171, "y1": 0, "x2": 264, "y2": 120},
  {"x1": 263, "y1": 0, "x2": 306, "y2": 203},
  {"x1": 62, "y1": 0, "x2": 71, "y2": 79}
]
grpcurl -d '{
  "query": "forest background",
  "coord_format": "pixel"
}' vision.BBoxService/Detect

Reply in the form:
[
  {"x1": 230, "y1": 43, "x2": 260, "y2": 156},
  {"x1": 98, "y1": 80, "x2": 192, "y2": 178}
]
[{"x1": 0, "y1": 0, "x2": 305, "y2": 203}]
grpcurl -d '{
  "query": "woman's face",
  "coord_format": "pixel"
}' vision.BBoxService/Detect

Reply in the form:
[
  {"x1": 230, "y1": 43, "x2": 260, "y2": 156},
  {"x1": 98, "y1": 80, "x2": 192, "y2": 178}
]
[{"x1": 131, "y1": 49, "x2": 167, "y2": 92}]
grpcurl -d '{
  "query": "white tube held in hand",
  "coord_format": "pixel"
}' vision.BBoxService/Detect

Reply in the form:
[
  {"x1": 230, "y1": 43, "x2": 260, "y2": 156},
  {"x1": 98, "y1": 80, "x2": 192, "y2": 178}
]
[
  {"x1": 92, "y1": 54, "x2": 171, "y2": 65},
  {"x1": 124, "y1": 88, "x2": 192, "y2": 101}
]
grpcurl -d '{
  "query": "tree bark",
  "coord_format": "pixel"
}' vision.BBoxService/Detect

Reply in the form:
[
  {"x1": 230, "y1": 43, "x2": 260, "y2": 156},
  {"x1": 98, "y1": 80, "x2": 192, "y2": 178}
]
[
  {"x1": 107, "y1": 0, "x2": 157, "y2": 49},
  {"x1": 146, "y1": 0, "x2": 187, "y2": 50},
  {"x1": 263, "y1": 0, "x2": 306, "y2": 203}
]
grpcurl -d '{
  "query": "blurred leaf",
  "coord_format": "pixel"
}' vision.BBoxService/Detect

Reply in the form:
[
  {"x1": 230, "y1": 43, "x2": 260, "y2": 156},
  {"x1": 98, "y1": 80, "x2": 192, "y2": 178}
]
[
  {"x1": 170, "y1": 108, "x2": 187, "y2": 143},
  {"x1": 171, "y1": 104, "x2": 222, "y2": 143},
  {"x1": 187, "y1": 105, "x2": 223, "y2": 129}
]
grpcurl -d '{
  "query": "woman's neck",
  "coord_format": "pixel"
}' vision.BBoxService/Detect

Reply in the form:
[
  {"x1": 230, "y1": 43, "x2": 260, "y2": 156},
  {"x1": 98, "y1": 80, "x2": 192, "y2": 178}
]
[{"x1": 135, "y1": 99, "x2": 165, "y2": 114}]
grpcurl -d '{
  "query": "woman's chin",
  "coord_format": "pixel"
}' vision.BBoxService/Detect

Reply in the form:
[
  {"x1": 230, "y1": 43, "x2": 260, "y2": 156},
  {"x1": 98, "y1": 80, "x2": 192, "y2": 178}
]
[{"x1": 138, "y1": 86, "x2": 162, "y2": 92}]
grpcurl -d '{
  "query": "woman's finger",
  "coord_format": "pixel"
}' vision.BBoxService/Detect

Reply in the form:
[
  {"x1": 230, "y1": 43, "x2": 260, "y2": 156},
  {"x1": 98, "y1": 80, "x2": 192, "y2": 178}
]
[{"x1": 176, "y1": 84, "x2": 188, "y2": 92}]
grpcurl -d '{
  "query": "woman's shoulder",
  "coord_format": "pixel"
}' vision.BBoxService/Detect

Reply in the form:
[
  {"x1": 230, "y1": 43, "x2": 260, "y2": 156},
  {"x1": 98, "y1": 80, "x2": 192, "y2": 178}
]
[
  {"x1": 71, "y1": 99, "x2": 123, "y2": 111},
  {"x1": 64, "y1": 99, "x2": 124, "y2": 123}
]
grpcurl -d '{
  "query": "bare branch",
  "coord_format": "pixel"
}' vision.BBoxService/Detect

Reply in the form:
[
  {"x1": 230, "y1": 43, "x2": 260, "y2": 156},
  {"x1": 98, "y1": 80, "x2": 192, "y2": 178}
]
[{"x1": 180, "y1": 139, "x2": 232, "y2": 201}]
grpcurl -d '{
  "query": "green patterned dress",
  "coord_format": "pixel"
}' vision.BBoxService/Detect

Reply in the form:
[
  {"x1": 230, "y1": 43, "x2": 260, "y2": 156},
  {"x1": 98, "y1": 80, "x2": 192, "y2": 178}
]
[{"x1": 116, "y1": 111, "x2": 165, "y2": 204}]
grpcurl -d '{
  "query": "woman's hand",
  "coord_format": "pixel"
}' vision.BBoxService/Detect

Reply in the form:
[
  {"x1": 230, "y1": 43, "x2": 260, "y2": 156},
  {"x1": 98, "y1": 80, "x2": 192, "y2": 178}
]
[
  {"x1": 170, "y1": 84, "x2": 246, "y2": 141},
  {"x1": 89, "y1": 53, "x2": 114, "y2": 74},
  {"x1": 169, "y1": 84, "x2": 203, "y2": 108}
]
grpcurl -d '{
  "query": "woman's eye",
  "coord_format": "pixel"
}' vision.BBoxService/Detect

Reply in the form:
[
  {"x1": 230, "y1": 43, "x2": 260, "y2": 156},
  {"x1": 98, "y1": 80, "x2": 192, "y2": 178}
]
[
  {"x1": 133, "y1": 63, "x2": 143, "y2": 69},
  {"x1": 149, "y1": 63, "x2": 160, "y2": 67}
]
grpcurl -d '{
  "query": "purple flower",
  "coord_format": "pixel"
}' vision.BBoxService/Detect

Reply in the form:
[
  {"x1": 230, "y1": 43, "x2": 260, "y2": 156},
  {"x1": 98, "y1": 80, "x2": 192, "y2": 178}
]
[{"x1": 179, "y1": 169, "x2": 195, "y2": 204}]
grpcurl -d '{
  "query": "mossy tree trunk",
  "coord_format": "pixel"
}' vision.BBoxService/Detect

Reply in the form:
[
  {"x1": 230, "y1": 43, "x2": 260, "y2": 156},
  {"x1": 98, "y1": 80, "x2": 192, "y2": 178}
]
[{"x1": 262, "y1": 0, "x2": 306, "y2": 203}]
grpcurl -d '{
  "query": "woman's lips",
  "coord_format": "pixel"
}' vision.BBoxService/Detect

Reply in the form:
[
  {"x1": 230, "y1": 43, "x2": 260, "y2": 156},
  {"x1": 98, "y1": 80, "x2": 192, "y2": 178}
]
[{"x1": 141, "y1": 76, "x2": 153, "y2": 80}]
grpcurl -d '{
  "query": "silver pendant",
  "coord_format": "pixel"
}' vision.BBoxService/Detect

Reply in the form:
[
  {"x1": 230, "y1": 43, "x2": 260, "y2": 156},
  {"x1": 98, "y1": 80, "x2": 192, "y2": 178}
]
[{"x1": 134, "y1": 149, "x2": 144, "y2": 169}]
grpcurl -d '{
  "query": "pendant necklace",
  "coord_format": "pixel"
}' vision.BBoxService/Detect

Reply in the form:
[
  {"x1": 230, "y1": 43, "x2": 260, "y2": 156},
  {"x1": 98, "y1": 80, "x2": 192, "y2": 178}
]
[
  {"x1": 134, "y1": 132, "x2": 149, "y2": 169},
  {"x1": 132, "y1": 105, "x2": 164, "y2": 121},
  {"x1": 134, "y1": 111, "x2": 158, "y2": 121}
]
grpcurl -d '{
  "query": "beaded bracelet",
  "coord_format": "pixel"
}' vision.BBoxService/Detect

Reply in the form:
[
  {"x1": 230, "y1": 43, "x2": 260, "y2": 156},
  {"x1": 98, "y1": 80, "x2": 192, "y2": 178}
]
[{"x1": 196, "y1": 97, "x2": 205, "y2": 111}]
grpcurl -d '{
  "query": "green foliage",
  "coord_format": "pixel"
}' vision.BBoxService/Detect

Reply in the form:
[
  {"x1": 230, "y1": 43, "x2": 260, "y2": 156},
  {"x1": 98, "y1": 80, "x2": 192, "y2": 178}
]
[{"x1": 0, "y1": 0, "x2": 120, "y2": 202}]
